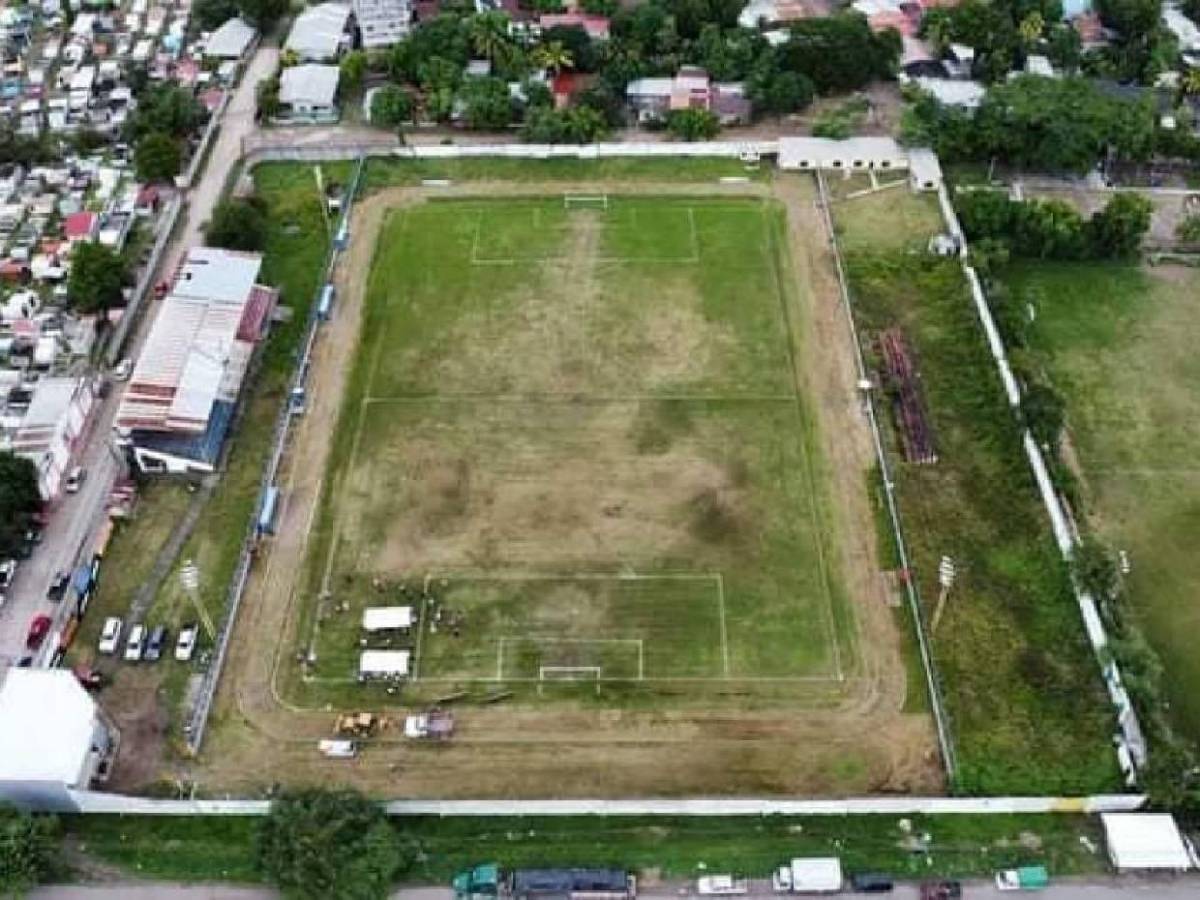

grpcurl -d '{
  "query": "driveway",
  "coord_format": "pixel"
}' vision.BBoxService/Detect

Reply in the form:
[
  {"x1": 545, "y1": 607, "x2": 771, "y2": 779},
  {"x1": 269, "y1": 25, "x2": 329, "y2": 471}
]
[{"x1": 0, "y1": 44, "x2": 279, "y2": 670}]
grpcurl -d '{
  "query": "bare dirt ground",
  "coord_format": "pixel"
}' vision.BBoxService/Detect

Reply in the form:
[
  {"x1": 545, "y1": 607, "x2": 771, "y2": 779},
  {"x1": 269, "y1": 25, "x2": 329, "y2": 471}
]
[{"x1": 189, "y1": 177, "x2": 941, "y2": 798}]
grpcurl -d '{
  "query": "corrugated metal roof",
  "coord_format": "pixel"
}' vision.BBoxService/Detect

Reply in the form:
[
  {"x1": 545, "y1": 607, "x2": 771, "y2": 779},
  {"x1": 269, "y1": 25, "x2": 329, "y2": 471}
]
[{"x1": 280, "y1": 64, "x2": 340, "y2": 106}]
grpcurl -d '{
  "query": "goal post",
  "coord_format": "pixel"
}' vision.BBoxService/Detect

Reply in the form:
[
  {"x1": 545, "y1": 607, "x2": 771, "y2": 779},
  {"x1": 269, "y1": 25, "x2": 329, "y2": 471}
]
[
  {"x1": 538, "y1": 665, "x2": 602, "y2": 695},
  {"x1": 563, "y1": 194, "x2": 609, "y2": 210}
]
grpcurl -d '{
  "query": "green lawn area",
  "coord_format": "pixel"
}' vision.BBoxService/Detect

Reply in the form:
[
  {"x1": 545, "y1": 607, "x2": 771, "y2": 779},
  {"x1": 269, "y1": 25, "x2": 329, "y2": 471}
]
[
  {"x1": 832, "y1": 192, "x2": 1120, "y2": 795},
  {"x1": 362, "y1": 157, "x2": 764, "y2": 193},
  {"x1": 1008, "y1": 260, "x2": 1200, "y2": 744},
  {"x1": 66, "y1": 812, "x2": 1106, "y2": 884},
  {"x1": 289, "y1": 194, "x2": 856, "y2": 711}
]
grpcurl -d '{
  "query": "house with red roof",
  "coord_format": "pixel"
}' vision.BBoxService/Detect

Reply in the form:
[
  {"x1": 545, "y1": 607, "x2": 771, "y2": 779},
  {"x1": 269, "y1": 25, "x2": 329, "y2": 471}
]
[{"x1": 62, "y1": 211, "x2": 99, "y2": 244}]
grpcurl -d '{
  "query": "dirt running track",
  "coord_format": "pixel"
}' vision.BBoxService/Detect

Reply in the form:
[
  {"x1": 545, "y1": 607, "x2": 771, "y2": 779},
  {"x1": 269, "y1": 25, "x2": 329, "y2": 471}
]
[{"x1": 193, "y1": 177, "x2": 941, "y2": 798}]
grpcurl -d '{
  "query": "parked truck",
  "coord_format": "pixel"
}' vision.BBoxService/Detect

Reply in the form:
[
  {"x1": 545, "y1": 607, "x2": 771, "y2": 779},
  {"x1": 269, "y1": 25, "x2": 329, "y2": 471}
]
[
  {"x1": 995, "y1": 865, "x2": 1049, "y2": 891},
  {"x1": 453, "y1": 865, "x2": 636, "y2": 900},
  {"x1": 771, "y1": 858, "x2": 842, "y2": 894}
]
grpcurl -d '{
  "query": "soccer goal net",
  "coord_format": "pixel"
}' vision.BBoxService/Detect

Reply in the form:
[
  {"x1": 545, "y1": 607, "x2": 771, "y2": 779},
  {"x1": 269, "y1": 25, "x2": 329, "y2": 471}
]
[
  {"x1": 563, "y1": 195, "x2": 609, "y2": 210},
  {"x1": 539, "y1": 666, "x2": 602, "y2": 681}
]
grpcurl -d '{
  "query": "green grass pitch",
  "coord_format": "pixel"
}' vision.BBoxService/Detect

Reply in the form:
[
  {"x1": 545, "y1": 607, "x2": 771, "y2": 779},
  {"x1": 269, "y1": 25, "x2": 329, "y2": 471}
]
[{"x1": 301, "y1": 195, "x2": 857, "y2": 703}]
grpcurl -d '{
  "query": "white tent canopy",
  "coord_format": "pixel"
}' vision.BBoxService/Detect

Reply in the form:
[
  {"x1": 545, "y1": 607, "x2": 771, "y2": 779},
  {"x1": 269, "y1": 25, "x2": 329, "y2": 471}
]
[
  {"x1": 1102, "y1": 813, "x2": 1193, "y2": 871},
  {"x1": 362, "y1": 606, "x2": 414, "y2": 632},
  {"x1": 359, "y1": 649, "x2": 410, "y2": 678}
]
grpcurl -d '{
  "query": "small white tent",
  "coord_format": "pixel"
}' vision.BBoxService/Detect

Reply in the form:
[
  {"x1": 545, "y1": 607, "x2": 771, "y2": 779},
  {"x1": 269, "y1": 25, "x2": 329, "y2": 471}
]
[{"x1": 1102, "y1": 813, "x2": 1193, "y2": 872}]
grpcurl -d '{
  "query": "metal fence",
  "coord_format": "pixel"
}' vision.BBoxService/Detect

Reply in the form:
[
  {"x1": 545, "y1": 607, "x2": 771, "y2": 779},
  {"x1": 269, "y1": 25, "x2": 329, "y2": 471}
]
[
  {"x1": 814, "y1": 172, "x2": 958, "y2": 782},
  {"x1": 183, "y1": 156, "x2": 368, "y2": 755}
]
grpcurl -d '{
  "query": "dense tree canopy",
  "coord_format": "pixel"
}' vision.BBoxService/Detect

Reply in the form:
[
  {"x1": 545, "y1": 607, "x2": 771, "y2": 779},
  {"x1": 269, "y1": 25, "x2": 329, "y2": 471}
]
[
  {"x1": 778, "y1": 13, "x2": 900, "y2": 94},
  {"x1": 370, "y1": 85, "x2": 413, "y2": 126},
  {"x1": 205, "y1": 197, "x2": 268, "y2": 252},
  {"x1": 126, "y1": 84, "x2": 206, "y2": 141},
  {"x1": 0, "y1": 454, "x2": 41, "y2": 558},
  {"x1": 68, "y1": 242, "x2": 127, "y2": 314},
  {"x1": 904, "y1": 75, "x2": 1156, "y2": 173},
  {"x1": 258, "y1": 789, "x2": 413, "y2": 900},
  {"x1": 134, "y1": 131, "x2": 182, "y2": 182}
]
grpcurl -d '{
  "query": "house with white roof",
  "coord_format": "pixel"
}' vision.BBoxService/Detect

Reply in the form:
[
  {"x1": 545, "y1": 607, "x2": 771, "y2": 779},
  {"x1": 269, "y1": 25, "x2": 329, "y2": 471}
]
[
  {"x1": 6, "y1": 375, "x2": 96, "y2": 499},
  {"x1": 353, "y1": 0, "x2": 410, "y2": 49},
  {"x1": 285, "y1": 2, "x2": 352, "y2": 61},
  {"x1": 0, "y1": 669, "x2": 117, "y2": 811},
  {"x1": 278, "y1": 64, "x2": 340, "y2": 122},
  {"x1": 204, "y1": 16, "x2": 256, "y2": 59},
  {"x1": 115, "y1": 246, "x2": 278, "y2": 474}
]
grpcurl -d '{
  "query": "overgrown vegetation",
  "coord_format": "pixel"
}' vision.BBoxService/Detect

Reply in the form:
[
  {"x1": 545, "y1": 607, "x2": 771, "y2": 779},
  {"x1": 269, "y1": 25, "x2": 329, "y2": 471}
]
[
  {"x1": 837, "y1": 207, "x2": 1119, "y2": 792},
  {"x1": 0, "y1": 452, "x2": 41, "y2": 559},
  {"x1": 204, "y1": 197, "x2": 269, "y2": 252},
  {"x1": 67, "y1": 811, "x2": 1107, "y2": 886},
  {"x1": 0, "y1": 805, "x2": 60, "y2": 895}
]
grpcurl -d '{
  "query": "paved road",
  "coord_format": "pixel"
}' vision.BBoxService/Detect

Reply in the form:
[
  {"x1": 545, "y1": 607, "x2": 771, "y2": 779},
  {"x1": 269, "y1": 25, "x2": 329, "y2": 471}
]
[
  {"x1": 26, "y1": 879, "x2": 1200, "y2": 899},
  {"x1": 0, "y1": 44, "x2": 279, "y2": 670}
]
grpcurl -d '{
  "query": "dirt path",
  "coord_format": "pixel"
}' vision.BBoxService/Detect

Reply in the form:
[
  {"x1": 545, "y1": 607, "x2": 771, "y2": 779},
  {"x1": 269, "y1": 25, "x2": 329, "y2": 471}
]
[{"x1": 191, "y1": 177, "x2": 941, "y2": 798}]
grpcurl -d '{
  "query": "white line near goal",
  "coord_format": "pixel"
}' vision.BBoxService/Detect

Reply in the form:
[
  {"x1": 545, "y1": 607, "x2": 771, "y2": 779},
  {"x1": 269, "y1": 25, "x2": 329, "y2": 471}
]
[
  {"x1": 563, "y1": 194, "x2": 609, "y2": 209},
  {"x1": 496, "y1": 636, "x2": 645, "y2": 682}
]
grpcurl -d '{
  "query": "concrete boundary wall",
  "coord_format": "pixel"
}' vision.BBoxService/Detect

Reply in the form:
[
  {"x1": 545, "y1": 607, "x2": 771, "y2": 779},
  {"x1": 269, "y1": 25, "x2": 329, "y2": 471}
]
[
  {"x1": 65, "y1": 790, "x2": 1146, "y2": 816},
  {"x1": 935, "y1": 185, "x2": 1147, "y2": 775}
]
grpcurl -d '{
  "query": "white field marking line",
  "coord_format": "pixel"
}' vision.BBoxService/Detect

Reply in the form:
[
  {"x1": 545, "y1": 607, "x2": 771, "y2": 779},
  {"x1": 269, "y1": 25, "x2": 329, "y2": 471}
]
[
  {"x1": 492, "y1": 637, "x2": 644, "y2": 682},
  {"x1": 761, "y1": 202, "x2": 845, "y2": 683},
  {"x1": 715, "y1": 572, "x2": 731, "y2": 678},
  {"x1": 385, "y1": 675, "x2": 862, "y2": 684},
  {"x1": 410, "y1": 593, "x2": 426, "y2": 681},
  {"x1": 1089, "y1": 467, "x2": 1200, "y2": 476},
  {"x1": 362, "y1": 393, "x2": 797, "y2": 404}
]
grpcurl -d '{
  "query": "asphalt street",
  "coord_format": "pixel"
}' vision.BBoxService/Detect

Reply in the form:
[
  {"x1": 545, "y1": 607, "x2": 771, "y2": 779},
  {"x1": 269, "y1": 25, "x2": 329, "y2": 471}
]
[{"x1": 0, "y1": 44, "x2": 280, "y2": 670}]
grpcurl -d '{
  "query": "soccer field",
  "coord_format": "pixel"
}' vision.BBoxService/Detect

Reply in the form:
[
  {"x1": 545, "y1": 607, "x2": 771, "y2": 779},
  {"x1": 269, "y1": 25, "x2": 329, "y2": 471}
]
[{"x1": 300, "y1": 195, "x2": 857, "y2": 703}]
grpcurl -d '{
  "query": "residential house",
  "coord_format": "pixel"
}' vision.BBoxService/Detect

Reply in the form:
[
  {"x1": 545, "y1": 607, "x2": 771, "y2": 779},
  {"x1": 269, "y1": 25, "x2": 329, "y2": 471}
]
[
  {"x1": 353, "y1": 0, "x2": 411, "y2": 49},
  {"x1": 62, "y1": 210, "x2": 98, "y2": 243},
  {"x1": 285, "y1": 2, "x2": 352, "y2": 62},
  {"x1": 625, "y1": 67, "x2": 751, "y2": 125},
  {"x1": 7, "y1": 375, "x2": 95, "y2": 498},
  {"x1": 115, "y1": 246, "x2": 278, "y2": 474},
  {"x1": 277, "y1": 63, "x2": 340, "y2": 123}
]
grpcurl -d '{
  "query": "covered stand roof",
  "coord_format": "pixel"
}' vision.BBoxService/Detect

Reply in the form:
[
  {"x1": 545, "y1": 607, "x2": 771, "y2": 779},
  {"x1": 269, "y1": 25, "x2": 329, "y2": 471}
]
[
  {"x1": 359, "y1": 649, "x2": 411, "y2": 676},
  {"x1": 362, "y1": 606, "x2": 414, "y2": 631},
  {"x1": 1101, "y1": 813, "x2": 1193, "y2": 871}
]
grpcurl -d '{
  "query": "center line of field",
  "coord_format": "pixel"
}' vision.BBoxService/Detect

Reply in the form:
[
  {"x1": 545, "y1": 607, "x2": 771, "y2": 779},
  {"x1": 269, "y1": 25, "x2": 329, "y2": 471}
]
[{"x1": 362, "y1": 393, "x2": 797, "y2": 403}]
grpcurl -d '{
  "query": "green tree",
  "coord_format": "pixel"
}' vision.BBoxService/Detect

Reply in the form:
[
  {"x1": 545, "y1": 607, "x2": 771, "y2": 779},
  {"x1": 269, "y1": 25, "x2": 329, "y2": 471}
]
[
  {"x1": 1176, "y1": 212, "x2": 1200, "y2": 243},
  {"x1": 468, "y1": 11, "x2": 512, "y2": 63},
  {"x1": 370, "y1": 85, "x2": 412, "y2": 126},
  {"x1": 238, "y1": 0, "x2": 288, "y2": 27},
  {"x1": 461, "y1": 76, "x2": 514, "y2": 129},
  {"x1": 68, "y1": 242, "x2": 126, "y2": 315},
  {"x1": 747, "y1": 68, "x2": 814, "y2": 116},
  {"x1": 126, "y1": 84, "x2": 206, "y2": 140},
  {"x1": 1045, "y1": 22, "x2": 1082, "y2": 71},
  {"x1": 257, "y1": 76, "x2": 280, "y2": 119},
  {"x1": 1021, "y1": 380, "x2": 1065, "y2": 449},
  {"x1": 1087, "y1": 192, "x2": 1152, "y2": 257},
  {"x1": 521, "y1": 105, "x2": 608, "y2": 142},
  {"x1": 193, "y1": 0, "x2": 239, "y2": 30},
  {"x1": 205, "y1": 197, "x2": 268, "y2": 252},
  {"x1": 0, "y1": 805, "x2": 59, "y2": 896},
  {"x1": 134, "y1": 131, "x2": 182, "y2": 182},
  {"x1": 1071, "y1": 538, "x2": 1120, "y2": 602},
  {"x1": 258, "y1": 789, "x2": 411, "y2": 900},
  {"x1": 1018, "y1": 9, "x2": 1045, "y2": 45},
  {"x1": 340, "y1": 51, "x2": 368, "y2": 92},
  {"x1": 581, "y1": 0, "x2": 617, "y2": 14},
  {"x1": 531, "y1": 40, "x2": 575, "y2": 74},
  {"x1": 0, "y1": 454, "x2": 41, "y2": 558},
  {"x1": 666, "y1": 107, "x2": 720, "y2": 140},
  {"x1": 779, "y1": 13, "x2": 900, "y2": 94}
]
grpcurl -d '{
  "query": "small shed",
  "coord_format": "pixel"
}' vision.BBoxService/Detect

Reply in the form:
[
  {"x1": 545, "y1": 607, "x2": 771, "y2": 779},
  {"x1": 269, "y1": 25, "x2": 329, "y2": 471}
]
[
  {"x1": 908, "y1": 148, "x2": 943, "y2": 192},
  {"x1": 362, "y1": 606, "x2": 414, "y2": 633},
  {"x1": 358, "y1": 649, "x2": 410, "y2": 679},
  {"x1": 1101, "y1": 813, "x2": 1193, "y2": 872}
]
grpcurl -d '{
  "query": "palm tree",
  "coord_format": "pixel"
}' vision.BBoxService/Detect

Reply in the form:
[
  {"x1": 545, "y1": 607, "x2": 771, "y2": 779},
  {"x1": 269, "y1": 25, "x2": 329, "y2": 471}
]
[
  {"x1": 1018, "y1": 11, "x2": 1045, "y2": 47},
  {"x1": 1182, "y1": 67, "x2": 1200, "y2": 96},
  {"x1": 469, "y1": 11, "x2": 511, "y2": 64},
  {"x1": 531, "y1": 40, "x2": 574, "y2": 75}
]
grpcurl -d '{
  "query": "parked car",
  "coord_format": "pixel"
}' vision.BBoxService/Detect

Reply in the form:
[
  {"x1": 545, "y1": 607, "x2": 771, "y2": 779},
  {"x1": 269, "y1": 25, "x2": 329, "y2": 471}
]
[
  {"x1": 47, "y1": 570, "x2": 69, "y2": 601},
  {"x1": 124, "y1": 624, "x2": 145, "y2": 661},
  {"x1": 64, "y1": 466, "x2": 85, "y2": 493},
  {"x1": 25, "y1": 613, "x2": 52, "y2": 649},
  {"x1": 73, "y1": 665, "x2": 107, "y2": 691},
  {"x1": 0, "y1": 558, "x2": 17, "y2": 590},
  {"x1": 97, "y1": 616, "x2": 123, "y2": 654},
  {"x1": 920, "y1": 881, "x2": 962, "y2": 900},
  {"x1": 175, "y1": 622, "x2": 198, "y2": 661},
  {"x1": 996, "y1": 866, "x2": 1049, "y2": 891},
  {"x1": 112, "y1": 358, "x2": 132, "y2": 380},
  {"x1": 850, "y1": 873, "x2": 893, "y2": 893},
  {"x1": 17, "y1": 655, "x2": 32, "y2": 667},
  {"x1": 144, "y1": 624, "x2": 168, "y2": 662}
]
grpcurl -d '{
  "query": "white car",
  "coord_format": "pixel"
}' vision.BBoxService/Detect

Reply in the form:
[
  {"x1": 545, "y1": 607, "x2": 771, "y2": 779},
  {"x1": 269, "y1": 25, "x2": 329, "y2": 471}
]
[
  {"x1": 64, "y1": 466, "x2": 85, "y2": 493},
  {"x1": 98, "y1": 616, "x2": 122, "y2": 654},
  {"x1": 112, "y1": 358, "x2": 132, "y2": 381},
  {"x1": 175, "y1": 622, "x2": 198, "y2": 661},
  {"x1": 123, "y1": 624, "x2": 145, "y2": 661}
]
